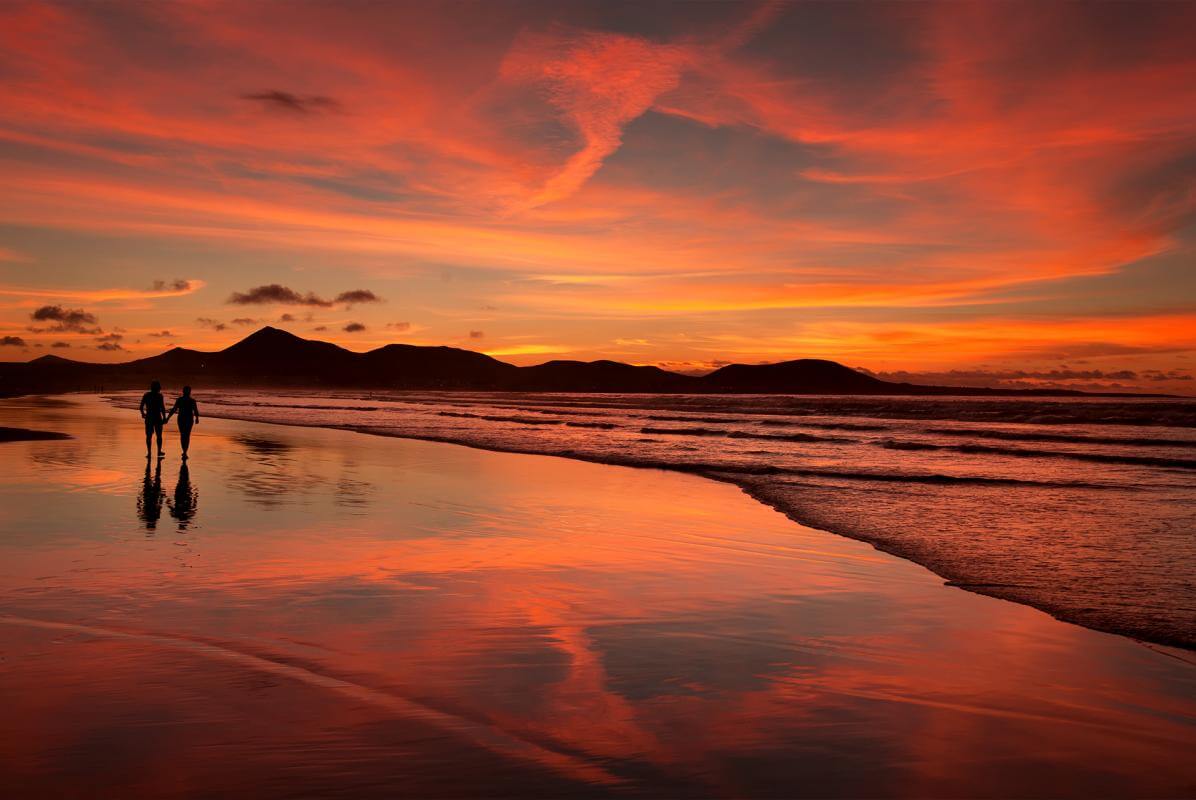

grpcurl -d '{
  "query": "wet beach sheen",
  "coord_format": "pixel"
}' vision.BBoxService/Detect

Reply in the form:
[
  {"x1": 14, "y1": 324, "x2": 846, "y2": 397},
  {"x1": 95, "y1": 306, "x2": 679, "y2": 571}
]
[
  {"x1": 174, "y1": 389, "x2": 1196, "y2": 649},
  {"x1": 1, "y1": 395, "x2": 1194, "y2": 798}
]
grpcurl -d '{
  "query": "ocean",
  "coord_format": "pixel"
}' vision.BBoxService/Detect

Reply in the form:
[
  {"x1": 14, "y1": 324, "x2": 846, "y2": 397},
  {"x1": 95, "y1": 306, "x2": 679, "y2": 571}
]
[{"x1": 113, "y1": 390, "x2": 1196, "y2": 649}]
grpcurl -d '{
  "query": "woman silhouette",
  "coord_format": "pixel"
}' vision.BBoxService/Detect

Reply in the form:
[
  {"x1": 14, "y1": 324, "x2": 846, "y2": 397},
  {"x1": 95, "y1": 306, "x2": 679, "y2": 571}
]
[
  {"x1": 166, "y1": 385, "x2": 200, "y2": 459},
  {"x1": 139, "y1": 380, "x2": 167, "y2": 458}
]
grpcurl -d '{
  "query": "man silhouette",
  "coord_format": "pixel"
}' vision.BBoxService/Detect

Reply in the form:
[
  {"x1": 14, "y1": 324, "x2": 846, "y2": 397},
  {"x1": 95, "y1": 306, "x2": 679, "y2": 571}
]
[
  {"x1": 166, "y1": 385, "x2": 200, "y2": 459},
  {"x1": 139, "y1": 380, "x2": 167, "y2": 458}
]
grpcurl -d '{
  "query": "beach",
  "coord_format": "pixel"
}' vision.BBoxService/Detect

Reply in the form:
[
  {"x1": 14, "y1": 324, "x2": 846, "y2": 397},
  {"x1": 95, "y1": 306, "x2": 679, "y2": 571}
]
[
  {"x1": 154, "y1": 388, "x2": 1196, "y2": 649},
  {"x1": 1, "y1": 394, "x2": 1194, "y2": 798}
]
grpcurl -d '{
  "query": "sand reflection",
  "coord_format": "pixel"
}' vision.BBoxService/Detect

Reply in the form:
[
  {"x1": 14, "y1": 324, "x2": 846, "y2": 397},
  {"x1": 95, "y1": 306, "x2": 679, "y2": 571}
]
[
  {"x1": 136, "y1": 461, "x2": 164, "y2": 531},
  {"x1": 0, "y1": 396, "x2": 1193, "y2": 798}
]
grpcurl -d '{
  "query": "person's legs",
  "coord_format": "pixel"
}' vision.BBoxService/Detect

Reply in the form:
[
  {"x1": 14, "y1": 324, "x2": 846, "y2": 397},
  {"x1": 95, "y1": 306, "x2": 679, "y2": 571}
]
[
  {"x1": 179, "y1": 423, "x2": 192, "y2": 457},
  {"x1": 155, "y1": 422, "x2": 164, "y2": 456},
  {"x1": 144, "y1": 420, "x2": 154, "y2": 456}
]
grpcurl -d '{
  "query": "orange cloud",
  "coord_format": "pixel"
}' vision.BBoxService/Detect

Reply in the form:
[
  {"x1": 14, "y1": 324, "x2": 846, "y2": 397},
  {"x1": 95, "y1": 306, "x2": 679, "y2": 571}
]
[
  {"x1": 0, "y1": 280, "x2": 205, "y2": 303},
  {"x1": 0, "y1": 1, "x2": 1192, "y2": 386}
]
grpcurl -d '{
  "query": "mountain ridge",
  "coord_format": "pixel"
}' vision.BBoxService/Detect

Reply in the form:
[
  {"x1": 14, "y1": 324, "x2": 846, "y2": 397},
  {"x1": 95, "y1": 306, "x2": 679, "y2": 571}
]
[{"x1": 0, "y1": 326, "x2": 1163, "y2": 397}]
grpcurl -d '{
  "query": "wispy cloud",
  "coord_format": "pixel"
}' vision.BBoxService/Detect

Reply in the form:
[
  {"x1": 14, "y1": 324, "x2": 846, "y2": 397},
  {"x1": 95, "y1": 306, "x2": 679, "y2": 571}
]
[
  {"x1": 195, "y1": 317, "x2": 226, "y2": 331},
  {"x1": 0, "y1": 280, "x2": 203, "y2": 302},
  {"x1": 240, "y1": 90, "x2": 341, "y2": 114},
  {"x1": 150, "y1": 278, "x2": 193, "y2": 292},
  {"x1": 0, "y1": 1, "x2": 1192, "y2": 385}
]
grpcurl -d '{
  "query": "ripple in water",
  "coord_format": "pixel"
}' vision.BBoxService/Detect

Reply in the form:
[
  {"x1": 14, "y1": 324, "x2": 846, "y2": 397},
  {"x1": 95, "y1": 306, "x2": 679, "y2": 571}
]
[{"x1": 112, "y1": 390, "x2": 1196, "y2": 649}]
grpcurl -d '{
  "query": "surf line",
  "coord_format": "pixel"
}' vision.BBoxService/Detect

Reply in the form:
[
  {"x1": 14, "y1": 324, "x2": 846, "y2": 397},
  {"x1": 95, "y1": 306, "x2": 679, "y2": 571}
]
[{"x1": 0, "y1": 614, "x2": 621, "y2": 787}]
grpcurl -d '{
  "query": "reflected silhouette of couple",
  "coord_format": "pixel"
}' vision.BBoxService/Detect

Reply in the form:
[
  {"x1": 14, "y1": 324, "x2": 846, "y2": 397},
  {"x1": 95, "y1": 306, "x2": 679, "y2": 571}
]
[
  {"x1": 139, "y1": 380, "x2": 200, "y2": 459},
  {"x1": 137, "y1": 460, "x2": 198, "y2": 532}
]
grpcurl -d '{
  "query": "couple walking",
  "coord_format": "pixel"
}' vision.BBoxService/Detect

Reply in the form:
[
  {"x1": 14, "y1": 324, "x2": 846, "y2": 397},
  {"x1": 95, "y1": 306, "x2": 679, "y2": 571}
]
[{"x1": 139, "y1": 380, "x2": 200, "y2": 459}]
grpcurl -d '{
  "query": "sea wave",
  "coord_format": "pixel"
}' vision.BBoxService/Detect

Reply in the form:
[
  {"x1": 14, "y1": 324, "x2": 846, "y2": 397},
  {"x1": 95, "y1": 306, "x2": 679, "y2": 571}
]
[
  {"x1": 925, "y1": 427, "x2": 1196, "y2": 448},
  {"x1": 103, "y1": 390, "x2": 1196, "y2": 649},
  {"x1": 879, "y1": 439, "x2": 1196, "y2": 469}
]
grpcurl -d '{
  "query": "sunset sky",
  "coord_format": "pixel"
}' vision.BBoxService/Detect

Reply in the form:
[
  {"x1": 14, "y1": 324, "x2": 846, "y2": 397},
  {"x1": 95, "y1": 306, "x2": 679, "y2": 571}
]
[{"x1": 1, "y1": 0, "x2": 1194, "y2": 392}]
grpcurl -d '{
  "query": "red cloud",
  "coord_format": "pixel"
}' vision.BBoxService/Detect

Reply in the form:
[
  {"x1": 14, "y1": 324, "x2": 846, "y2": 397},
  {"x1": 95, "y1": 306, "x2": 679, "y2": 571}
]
[{"x1": 0, "y1": 2, "x2": 1192, "y2": 383}]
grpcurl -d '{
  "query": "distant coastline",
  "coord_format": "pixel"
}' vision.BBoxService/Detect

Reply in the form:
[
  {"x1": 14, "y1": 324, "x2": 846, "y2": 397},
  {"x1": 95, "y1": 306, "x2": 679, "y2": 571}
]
[{"x1": 0, "y1": 326, "x2": 1175, "y2": 399}]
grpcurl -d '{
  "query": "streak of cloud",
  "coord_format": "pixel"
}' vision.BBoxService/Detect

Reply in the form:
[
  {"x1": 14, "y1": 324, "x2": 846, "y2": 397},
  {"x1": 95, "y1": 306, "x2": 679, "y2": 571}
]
[
  {"x1": 228, "y1": 284, "x2": 333, "y2": 307},
  {"x1": 241, "y1": 90, "x2": 341, "y2": 114},
  {"x1": 0, "y1": 280, "x2": 203, "y2": 302},
  {"x1": 0, "y1": 1, "x2": 1192, "y2": 386}
]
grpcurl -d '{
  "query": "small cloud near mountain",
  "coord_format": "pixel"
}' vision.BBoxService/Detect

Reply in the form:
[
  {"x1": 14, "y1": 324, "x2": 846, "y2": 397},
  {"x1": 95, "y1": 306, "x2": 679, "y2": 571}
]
[
  {"x1": 387, "y1": 321, "x2": 411, "y2": 332},
  {"x1": 228, "y1": 284, "x2": 333, "y2": 307},
  {"x1": 196, "y1": 317, "x2": 226, "y2": 331},
  {"x1": 1, "y1": 335, "x2": 26, "y2": 346},
  {"x1": 335, "y1": 289, "x2": 383, "y2": 307},
  {"x1": 469, "y1": 330, "x2": 484, "y2": 339},
  {"x1": 29, "y1": 305, "x2": 100, "y2": 333},
  {"x1": 343, "y1": 322, "x2": 366, "y2": 332},
  {"x1": 95, "y1": 332, "x2": 124, "y2": 351},
  {"x1": 227, "y1": 284, "x2": 384, "y2": 309}
]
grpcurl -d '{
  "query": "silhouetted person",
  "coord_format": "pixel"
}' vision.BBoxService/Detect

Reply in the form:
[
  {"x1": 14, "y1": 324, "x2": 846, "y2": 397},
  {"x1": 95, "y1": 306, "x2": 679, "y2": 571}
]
[
  {"x1": 166, "y1": 385, "x2": 200, "y2": 459},
  {"x1": 139, "y1": 380, "x2": 167, "y2": 458},
  {"x1": 168, "y1": 462, "x2": 197, "y2": 530},
  {"x1": 137, "y1": 459, "x2": 163, "y2": 531}
]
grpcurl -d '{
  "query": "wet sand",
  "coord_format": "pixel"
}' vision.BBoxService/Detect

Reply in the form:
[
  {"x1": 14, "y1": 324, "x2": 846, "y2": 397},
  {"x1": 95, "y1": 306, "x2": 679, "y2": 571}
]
[
  {"x1": 0, "y1": 426, "x2": 72, "y2": 442},
  {"x1": 1, "y1": 395, "x2": 1194, "y2": 798}
]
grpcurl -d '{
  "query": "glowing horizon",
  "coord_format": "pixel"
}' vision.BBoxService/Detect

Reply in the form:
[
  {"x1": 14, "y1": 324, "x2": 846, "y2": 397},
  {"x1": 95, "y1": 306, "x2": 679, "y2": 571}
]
[{"x1": 1, "y1": 1, "x2": 1194, "y2": 393}]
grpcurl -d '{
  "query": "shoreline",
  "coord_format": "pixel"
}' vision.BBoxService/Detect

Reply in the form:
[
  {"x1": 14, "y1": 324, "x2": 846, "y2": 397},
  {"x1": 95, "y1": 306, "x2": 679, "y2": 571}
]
[
  {"x1": 122, "y1": 394, "x2": 1195, "y2": 653},
  {"x1": 3, "y1": 394, "x2": 1195, "y2": 796}
]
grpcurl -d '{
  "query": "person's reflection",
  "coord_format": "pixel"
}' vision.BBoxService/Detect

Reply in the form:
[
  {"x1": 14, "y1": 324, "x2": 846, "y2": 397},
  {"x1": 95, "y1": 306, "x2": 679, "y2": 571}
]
[
  {"x1": 168, "y1": 462, "x2": 198, "y2": 530},
  {"x1": 137, "y1": 460, "x2": 163, "y2": 531}
]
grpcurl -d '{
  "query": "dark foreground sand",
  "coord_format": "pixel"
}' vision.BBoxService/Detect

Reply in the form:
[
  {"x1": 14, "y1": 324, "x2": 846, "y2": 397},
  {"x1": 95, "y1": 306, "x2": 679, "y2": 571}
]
[
  {"x1": 0, "y1": 425, "x2": 71, "y2": 442},
  {"x1": 0, "y1": 395, "x2": 1193, "y2": 798}
]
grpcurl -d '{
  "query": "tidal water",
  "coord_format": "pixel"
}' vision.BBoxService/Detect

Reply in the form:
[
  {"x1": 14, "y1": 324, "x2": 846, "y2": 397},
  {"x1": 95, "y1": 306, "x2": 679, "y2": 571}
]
[
  {"x1": 1, "y1": 395, "x2": 1194, "y2": 797},
  {"x1": 168, "y1": 390, "x2": 1196, "y2": 649}
]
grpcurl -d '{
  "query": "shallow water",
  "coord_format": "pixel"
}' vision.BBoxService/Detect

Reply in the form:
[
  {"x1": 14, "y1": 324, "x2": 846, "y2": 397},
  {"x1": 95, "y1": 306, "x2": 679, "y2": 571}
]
[
  {"x1": 151, "y1": 389, "x2": 1196, "y2": 649},
  {"x1": 1, "y1": 395, "x2": 1195, "y2": 797}
]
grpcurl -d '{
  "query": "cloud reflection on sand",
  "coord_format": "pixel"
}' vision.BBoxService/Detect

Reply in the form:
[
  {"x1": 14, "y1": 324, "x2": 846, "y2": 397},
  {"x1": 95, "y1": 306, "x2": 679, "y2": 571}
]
[{"x1": 0, "y1": 396, "x2": 1193, "y2": 798}]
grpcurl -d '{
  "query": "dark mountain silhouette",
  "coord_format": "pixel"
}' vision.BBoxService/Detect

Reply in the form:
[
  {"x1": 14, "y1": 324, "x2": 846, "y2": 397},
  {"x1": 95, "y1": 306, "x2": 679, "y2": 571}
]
[
  {"x1": 515, "y1": 359, "x2": 696, "y2": 392},
  {"x1": 359, "y1": 342, "x2": 518, "y2": 388},
  {"x1": 0, "y1": 326, "x2": 1148, "y2": 397},
  {"x1": 703, "y1": 359, "x2": 892, "y2": 394}
]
